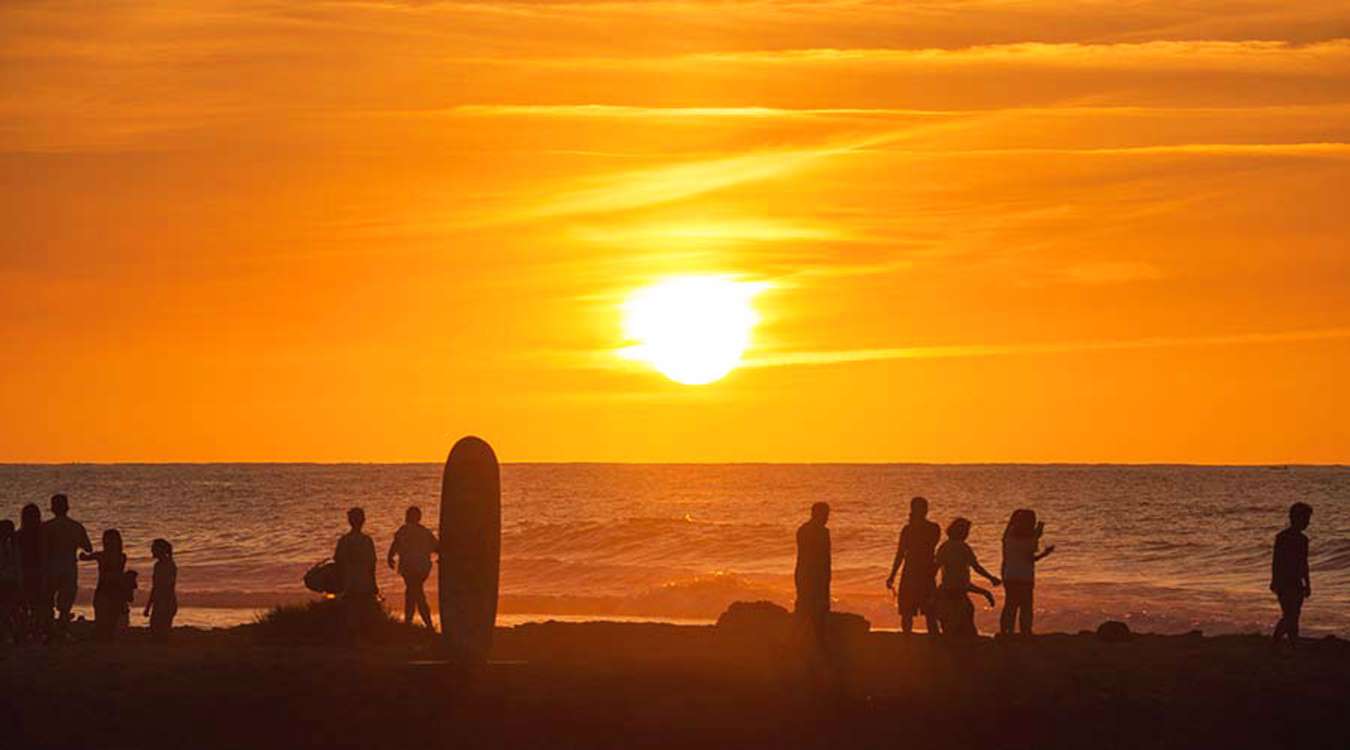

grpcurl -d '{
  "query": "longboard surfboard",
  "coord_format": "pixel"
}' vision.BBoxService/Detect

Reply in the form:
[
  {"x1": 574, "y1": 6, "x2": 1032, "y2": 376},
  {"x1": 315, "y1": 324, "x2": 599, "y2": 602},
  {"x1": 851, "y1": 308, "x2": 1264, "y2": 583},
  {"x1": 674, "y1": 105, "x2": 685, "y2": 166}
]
[{"x1": 438, "y1": 436, "x2": 502, "y2": 666}]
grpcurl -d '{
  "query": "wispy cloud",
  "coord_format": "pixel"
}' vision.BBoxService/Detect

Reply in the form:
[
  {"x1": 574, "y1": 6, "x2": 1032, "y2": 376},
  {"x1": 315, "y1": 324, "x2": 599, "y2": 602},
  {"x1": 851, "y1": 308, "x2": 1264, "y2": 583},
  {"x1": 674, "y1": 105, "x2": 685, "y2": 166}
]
[{"x1": 744, "y1": 328, "x2": 1350, "y2": 368}]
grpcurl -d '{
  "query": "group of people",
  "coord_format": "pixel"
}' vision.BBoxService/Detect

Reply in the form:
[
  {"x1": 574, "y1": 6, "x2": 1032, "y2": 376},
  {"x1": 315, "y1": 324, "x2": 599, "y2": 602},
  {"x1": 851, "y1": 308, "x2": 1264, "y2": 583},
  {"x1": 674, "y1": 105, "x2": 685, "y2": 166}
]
[
  {"x1": 0, "y1": 494, "x2": 178, "y2": 644},
  {"x1": 331, "y1": 504, "x2": 441, "y2": 629},
  {"x1": 796, "y1": 496, "x2": 1316, "y2": 650}
]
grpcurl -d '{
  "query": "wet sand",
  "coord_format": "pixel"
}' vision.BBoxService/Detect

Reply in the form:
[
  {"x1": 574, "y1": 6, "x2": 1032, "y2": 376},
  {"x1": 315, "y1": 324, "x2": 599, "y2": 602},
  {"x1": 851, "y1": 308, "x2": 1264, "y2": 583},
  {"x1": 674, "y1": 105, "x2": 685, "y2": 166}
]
[{"x1": 4, "y1": 621, "x2": 1347, "y2": 749}]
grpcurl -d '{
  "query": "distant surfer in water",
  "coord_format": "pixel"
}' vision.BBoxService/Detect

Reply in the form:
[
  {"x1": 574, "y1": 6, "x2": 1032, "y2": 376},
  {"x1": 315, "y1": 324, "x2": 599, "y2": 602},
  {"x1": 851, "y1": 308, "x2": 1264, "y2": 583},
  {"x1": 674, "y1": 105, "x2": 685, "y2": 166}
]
[
  {"x1": 886, "y1": 496, "x2": 941, "y2": 635},
  {"x1": 387, "y1": 506, "x2": 438, "y2": 629},
  {"x1": 1271, "y1": 502, "x2": 1312, "y2": 653},
  {"x1": 794, "y1": 502, "x2": 831, "y2": 654}
]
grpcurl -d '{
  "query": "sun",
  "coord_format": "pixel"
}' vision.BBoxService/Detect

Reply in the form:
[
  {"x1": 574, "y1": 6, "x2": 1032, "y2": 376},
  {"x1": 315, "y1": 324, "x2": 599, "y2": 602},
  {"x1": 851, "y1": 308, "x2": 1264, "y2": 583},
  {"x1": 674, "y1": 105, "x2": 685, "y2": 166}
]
[{"x1": 620, "y1": 276, "x2": 767, "y2": 385}]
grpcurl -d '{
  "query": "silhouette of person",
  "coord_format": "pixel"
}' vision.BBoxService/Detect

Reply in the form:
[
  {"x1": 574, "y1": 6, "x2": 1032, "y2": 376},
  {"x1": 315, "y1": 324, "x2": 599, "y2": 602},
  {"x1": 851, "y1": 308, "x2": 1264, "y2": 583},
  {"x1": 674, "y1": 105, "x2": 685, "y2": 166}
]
[
  {"x1": 794, "y1": 502, "x2": 832, "y2": 653},
  {"x1": 0, "y1": 519, "x2": 19, "y2": 644},
  {"x1": 999, "y1": 509, "x2": 1055, "y2": 636},
  {"x1": 144, "y1": 538, "x2": 178, "y2": 642},
  {"x1": 42, "y1": 493, "x2": 92, "y2": 638},
  {"x1": 885, "y1": 496, "x2": 941, "y2": 635},
  {"x1": 387, "y1": 506, "x2": 438, "y2": 629},
  {"x1": 80, "y1": 529, "x2": 127, "y2": 641},
  {"x1": 16, "y1": 503, "x2": 48, "y2": 641},
  {"x1": 335, "y1": 507, "x2": 378, "y2": 600},
  {"x1": 934, "y1": 517, "x2": 1000, "y2": 637},
  {"x1": 1271, "y1": 502, "x2": 1313, "y2": 652}
]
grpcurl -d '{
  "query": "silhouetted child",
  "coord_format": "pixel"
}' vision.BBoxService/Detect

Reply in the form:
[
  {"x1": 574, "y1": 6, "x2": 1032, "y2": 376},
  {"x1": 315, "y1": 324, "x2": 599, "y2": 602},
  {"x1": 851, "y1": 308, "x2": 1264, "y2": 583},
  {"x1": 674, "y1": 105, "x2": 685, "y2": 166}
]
[
  {"x1": 0, "y1": 520, "x2": 19, "y2": 643},
  {"x1": 144, "y1": 538, "x2": 178, "y2": 642},
  {"x1": 1000, "y1": 509, "x2": 1055, "y2": 636},
  {"x1": 81, "y1": 529, "x2": 127, "y2": 641},
  {"x1": 1271, "y1": 502, "x2": 1312, "y2": 653},
  {"x1": 387, "y1": 507, "x2": 438, "y2": 628},
  {"x1": 934, "y1": 517, "x2": 1000, "y2": 637}
]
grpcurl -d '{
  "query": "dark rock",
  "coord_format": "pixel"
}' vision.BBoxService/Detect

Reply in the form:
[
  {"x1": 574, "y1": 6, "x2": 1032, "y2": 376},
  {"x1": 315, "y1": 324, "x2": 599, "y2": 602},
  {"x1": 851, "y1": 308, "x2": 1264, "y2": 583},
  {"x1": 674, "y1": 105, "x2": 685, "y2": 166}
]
[
  {"x1": 716, "y1": 600, "x2": 792, "y2": 632},
  {"x1": 827, "y1": 611, "x2": 871, "y2": 641},
  {"x1": 1096, "y1": 620, "x2": 1132, "y2": 643}
]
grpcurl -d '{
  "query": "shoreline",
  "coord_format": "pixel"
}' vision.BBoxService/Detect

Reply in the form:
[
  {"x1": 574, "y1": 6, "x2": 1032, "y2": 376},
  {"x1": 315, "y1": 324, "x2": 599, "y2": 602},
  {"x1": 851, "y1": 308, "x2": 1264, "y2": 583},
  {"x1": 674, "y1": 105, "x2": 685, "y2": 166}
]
[{"x1": 6, "y1": 619, "x2": 1348, "y2": 749}]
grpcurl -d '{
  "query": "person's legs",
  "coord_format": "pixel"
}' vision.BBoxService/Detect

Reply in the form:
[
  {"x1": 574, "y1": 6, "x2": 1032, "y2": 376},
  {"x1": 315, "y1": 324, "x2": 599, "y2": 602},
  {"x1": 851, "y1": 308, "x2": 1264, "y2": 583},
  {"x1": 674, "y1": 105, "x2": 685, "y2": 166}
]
[
  {"x1": 999, "y1": 594, "x2": 1017, "y2": 634},
  {"x1": 1019, "y1": 584, "x2": 1035, "y2": 635},
  {"x1": 52, "y1": 564, "x2": 77, "y2": 630},
  {"x1": 1275, "y1": 590, "x2": 1304, "y2": 648},
  {"x1": 900, "y1": 612, "x2": 914, "y2": 634},
  {"x1": 402, "y1": 574, "x2": 416, "y2": 624}
]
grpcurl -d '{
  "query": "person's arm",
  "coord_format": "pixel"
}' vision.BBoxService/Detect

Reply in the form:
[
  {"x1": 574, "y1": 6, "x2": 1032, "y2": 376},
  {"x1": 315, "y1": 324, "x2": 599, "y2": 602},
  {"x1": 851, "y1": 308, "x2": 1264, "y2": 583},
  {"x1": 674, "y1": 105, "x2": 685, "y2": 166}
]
[
  {"x1": 1035, "y1": 545, "x2": 1056, "y2": 561},
  {"x1": 386, "y1": 532, "x2": 399, "y2": 570},
  {"x1": 1301, "y1": 538, "x2": 1311, "y2": 598},
  {"x1": 79, "y1": 526, "x2": 93, "y2": 554},
  {"x1": 968, "y1": 583, "x2": 995, "y2": 607},
  {"x1": 970, "y1": 553, "x2": 1000, "y2": 586},
  {"x1": 144, "y1": 579, "x2": 156, "y2": 617},
  {"x1": 79, "y1": 550, "x2": 98, "y2": 562},
  {"x1": 886, "y1": 531, "x2": 906, "y2": 589}
]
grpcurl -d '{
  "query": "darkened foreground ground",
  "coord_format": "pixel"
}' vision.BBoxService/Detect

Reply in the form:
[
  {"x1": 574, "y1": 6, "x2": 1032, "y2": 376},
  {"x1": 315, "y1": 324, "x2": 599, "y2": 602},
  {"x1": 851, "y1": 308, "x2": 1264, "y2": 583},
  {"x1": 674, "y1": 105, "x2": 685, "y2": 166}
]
[{"x1": 4, "y1": 621, "x2": 1347, "y2": 749}]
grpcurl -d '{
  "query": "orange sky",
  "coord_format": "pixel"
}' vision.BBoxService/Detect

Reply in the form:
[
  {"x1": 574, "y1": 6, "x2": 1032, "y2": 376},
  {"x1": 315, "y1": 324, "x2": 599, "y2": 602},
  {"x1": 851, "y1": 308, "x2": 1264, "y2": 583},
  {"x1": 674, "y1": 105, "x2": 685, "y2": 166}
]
[{"x1": 1, "y1": 1, "x2": 1347, "y2": 463}]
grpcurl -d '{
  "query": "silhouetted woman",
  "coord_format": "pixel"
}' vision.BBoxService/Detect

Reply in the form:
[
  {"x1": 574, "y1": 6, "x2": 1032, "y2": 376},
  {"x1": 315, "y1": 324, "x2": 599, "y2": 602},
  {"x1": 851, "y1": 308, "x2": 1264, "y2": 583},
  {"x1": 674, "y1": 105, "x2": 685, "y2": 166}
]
[
  {"x1": 144, "y1": 538, "x2": 177, "y2": 642},
  {"x1": 999, "y1": 509, "x2": 1055, "y2": 636},
  {"x1": 16, "y1": 503, "x2": 47, "y2": 641},
  {"x1": 934, "y1": 517, "x2": 1000, "y2": 637},
  {"x1": 81, "y1": 529, "x2": 127, "y2": 641}
]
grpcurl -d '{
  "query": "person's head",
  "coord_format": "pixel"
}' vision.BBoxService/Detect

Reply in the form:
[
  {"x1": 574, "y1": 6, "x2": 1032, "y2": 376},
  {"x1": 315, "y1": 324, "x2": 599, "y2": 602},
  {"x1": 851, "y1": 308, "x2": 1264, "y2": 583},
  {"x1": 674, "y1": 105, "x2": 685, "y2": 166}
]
[
  {"x1": 810, "y1": 502, "x2": 830, "y2": 525},
  {"x1": 1005, "y1": 508, "x2": 1036, "y2": 539},
  {"x1": 909, "y1": 496, "x2": 929, "y2": 520},
  {"x1": 1289, "y1": 502, "x2": 1313, "y2": 531},
  {"x1": 405, "y1": 506, "x2": 422, "y2": 525},
  {"x1": 947, "y1": 517, "x2": 972, "y2": 541},
  {"x1": 51, "y1": 493, "x2": 69, "y2": 517},
  {"x1": 347, "y1": 507, "x2": 365, "y2": 531},
  {"x1": 151, "y1": 538, "x2": 173, "y2": 560},
  {"x1": 20, "y1": 503, "x2": 41, "y2": 532},
  {"x1": 103, "y1": 528, "x2": 123, "y2": 555},
  {"x1": 0, "y1": 519, "x2": 13, "y2": 542}
]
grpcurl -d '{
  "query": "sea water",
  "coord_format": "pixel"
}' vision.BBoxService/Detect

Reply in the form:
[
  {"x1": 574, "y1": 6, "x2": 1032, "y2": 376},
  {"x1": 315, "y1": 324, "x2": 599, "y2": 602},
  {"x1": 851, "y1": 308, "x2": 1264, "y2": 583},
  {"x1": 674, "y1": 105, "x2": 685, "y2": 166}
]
[{"x1": 0, "y1": 464, "x2": 1344, "y2": 634}]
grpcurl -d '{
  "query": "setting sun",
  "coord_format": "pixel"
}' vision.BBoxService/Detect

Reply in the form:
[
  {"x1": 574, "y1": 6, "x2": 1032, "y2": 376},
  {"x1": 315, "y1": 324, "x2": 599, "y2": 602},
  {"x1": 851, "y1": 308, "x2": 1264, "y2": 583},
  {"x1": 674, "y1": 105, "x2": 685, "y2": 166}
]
[{"x1": 620, "y1": 276, "x2": 767, "y2": 385}]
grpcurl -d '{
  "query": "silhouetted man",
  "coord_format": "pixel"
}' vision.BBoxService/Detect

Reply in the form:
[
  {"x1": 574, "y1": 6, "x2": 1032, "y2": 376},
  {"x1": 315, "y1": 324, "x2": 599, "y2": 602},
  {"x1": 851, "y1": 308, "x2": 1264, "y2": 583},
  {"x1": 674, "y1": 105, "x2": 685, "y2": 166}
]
[
  {"x1": 795, "y1": 502, "x2": 831, "y2": 653},
  {"x1": 387, "y1": 506, "x2": 438, "y2": 629},
  {"x1": 335, "y1": 507, "x2": 377, "y2": 600},
  {"x1": 42, "y1": 493, "x2": 92, "y2": 637},
  {"x1": 1271, "y1": 502, "x2": 1312, "y2": 652},
  {"x1": 886, "y1": 496, "x2": 941, "y2": 635}
]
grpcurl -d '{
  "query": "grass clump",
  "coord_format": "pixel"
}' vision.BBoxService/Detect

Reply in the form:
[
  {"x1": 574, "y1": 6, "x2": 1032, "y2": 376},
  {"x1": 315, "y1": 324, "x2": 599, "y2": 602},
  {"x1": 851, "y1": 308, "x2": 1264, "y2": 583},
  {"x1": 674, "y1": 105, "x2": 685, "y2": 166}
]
[{"x1": 249, "y1": 598, "x2": 434, "y2": 646}]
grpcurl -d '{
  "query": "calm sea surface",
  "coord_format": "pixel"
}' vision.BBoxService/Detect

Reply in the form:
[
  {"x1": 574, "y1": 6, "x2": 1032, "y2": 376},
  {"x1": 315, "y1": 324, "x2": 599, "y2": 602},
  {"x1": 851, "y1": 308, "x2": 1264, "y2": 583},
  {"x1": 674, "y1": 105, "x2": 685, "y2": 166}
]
[{"x1": 0, "y1": 464, "x2": 1345, "y2": 634}]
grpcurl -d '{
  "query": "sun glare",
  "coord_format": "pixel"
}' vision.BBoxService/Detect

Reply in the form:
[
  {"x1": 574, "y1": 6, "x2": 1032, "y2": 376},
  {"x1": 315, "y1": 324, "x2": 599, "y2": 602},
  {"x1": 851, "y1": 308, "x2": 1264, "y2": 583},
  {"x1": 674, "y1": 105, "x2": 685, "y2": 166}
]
[{"x1": 621, "y1": 276, "x2": 767, "y2": 385}]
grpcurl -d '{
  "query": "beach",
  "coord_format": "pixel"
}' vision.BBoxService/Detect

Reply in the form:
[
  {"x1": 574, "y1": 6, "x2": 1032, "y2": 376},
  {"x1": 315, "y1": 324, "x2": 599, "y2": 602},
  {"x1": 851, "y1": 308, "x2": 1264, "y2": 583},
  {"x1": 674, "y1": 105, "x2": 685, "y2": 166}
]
[{"x1": 5, "y1": 620, "x2": 1347, "y2": 749}]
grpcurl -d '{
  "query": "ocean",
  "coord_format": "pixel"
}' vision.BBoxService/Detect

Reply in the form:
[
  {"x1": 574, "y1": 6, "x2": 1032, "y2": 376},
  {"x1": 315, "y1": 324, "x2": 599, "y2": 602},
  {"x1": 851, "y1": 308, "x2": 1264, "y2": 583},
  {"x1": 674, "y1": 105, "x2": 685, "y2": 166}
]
[{"x1": 1, "y1": 464, "x2": 1345, "y2": 634}]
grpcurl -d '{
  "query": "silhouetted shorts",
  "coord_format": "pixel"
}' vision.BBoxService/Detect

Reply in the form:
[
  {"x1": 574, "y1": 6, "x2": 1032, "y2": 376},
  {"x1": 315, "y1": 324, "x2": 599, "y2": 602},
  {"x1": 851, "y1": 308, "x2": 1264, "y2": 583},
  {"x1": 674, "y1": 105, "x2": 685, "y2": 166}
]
[
  {"x1": 897, "y1": 574, "x2": 935, "y2": 617},
  {"x1": 1276, "y1": 589, "x2": 1304, "y2": 622}
]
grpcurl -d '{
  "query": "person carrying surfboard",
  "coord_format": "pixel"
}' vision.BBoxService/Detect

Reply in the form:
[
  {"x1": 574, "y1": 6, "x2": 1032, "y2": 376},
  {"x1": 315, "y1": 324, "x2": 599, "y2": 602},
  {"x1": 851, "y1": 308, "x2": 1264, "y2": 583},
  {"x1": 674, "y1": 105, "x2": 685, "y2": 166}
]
[{"x1": 387, "y1": 506, "x2": 438, "y2": 629}]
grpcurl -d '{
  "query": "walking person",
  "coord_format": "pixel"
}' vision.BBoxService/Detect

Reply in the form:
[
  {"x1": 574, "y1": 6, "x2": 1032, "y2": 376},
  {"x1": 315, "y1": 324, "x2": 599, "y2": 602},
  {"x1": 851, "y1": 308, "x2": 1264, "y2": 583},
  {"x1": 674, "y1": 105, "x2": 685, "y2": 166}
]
[
  {"x1": 387, "y1": 506, "x2": 438, "y2": 629},
  {"x1": 1271, "y1": 502, "x2": 1313, "y2": 653},
  {"x1": 885, "y1": 496, "x2": 941, "y2": 635},
  {"x1": 794, "y1": 502, "x2": 832, "y2": 656},
  {"x1": 81, "y1": 529, "x2": 127, "y2": 641},
  {"x1": 934, "y1": 517, "x2": 1000, "y2": 637},
  {"x1": 999, "y1": 509, "x2": 1055, "y2": 636},
  {"x1": 42, "y1": 493, "x2": 93, "y2": 639},
  {"x1": 16, "y1": 503, "x2": 48, "y2": 641},
  {"x1": 144, "y1": 539, "x2": 178, "y2": 642}
]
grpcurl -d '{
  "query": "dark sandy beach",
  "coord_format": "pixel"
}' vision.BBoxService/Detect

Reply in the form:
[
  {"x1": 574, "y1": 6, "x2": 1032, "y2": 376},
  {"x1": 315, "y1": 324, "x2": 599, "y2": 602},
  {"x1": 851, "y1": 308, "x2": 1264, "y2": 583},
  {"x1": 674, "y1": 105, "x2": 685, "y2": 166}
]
[{"x1": 4, "y1": 619, "x2": 1347, "y2": 749}]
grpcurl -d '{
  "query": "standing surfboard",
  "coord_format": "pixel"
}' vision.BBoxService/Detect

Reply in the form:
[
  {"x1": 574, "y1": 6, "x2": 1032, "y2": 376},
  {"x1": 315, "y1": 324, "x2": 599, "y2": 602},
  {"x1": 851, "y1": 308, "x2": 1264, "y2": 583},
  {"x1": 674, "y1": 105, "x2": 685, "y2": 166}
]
[{"x1": 438, "y1": 436, "x2": 501, "y2": 666}]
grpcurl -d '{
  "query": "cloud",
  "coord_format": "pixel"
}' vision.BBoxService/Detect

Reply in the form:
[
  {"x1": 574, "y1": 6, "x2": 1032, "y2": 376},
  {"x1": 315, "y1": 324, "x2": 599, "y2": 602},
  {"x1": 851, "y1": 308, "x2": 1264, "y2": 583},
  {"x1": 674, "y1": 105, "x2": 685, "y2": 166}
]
[{"x1": 744, "y1": 328, "x2": 1350, "y2": 368}]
